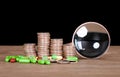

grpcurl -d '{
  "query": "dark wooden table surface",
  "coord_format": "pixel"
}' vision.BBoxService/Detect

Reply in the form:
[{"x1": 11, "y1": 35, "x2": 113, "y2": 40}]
[{"x1": 0, "y1": 46, "x2": 120, "y2": 77}]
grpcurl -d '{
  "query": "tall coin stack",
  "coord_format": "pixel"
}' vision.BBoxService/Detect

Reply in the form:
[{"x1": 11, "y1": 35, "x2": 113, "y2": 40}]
[
  {"x1": 50, "y1": 39, "x2": 63, "y2": 56},
  {"x1": 63, "y1": 43, "x2": 76, "y2": 58},
  {"x1": 37, "y1": 32, "x2": 50, "y2": 57},
  {"x1": 24, "y1": 43, "x2": 37, "y2": 57}
]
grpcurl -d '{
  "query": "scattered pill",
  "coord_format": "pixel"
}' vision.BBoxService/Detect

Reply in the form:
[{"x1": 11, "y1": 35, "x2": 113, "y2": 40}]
[
  {"x1": 45, "y1": 60, "x2": 51, "y2": 65},
  {"x1": 19, "y1": 59, "x2": 30, "y2": 63},
  {"x1": 66, "y1": 56, "x2": 78, "y2": 62},
  {"x1": 38, "y1": 60, "x2": 45, "y2": 64}
]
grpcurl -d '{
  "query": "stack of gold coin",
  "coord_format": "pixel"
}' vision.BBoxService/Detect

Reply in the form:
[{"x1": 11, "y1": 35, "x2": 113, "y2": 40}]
[
  {"x1": 50, "y1": 39, "x2": 63, "y2": 56},
  {"x1": 63, "y1": 43, "x2": 76, "y2": 58},
  {"x1": 37, "y1": 32, "x2": 50, "y2": 57},
  {"x1": 23, "y1": 43, "x2": 37, "y2": 57}
]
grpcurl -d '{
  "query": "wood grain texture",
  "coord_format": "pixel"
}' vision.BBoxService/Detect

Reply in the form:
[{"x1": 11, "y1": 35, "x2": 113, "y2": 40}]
[{"x1": 0, "y1": 46, "x2": 120, "y2": 77}]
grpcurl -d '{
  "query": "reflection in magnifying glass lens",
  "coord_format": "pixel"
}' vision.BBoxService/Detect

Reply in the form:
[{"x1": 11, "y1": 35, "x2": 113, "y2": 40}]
[
  {"x1": 74, "y1": 32, "x2": 109, "y2": 58},
  {"x1": 72, "y1": 22, "x2": 110, "y2": 58}
]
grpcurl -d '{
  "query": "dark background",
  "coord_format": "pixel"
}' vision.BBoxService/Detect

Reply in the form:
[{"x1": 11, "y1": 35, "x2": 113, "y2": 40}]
[{"x1": 0, "y1": 2, "x2": 120, "y2": 45}]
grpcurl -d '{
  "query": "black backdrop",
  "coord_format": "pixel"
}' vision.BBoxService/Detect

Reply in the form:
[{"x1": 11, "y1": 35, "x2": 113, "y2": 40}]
[{"x1": 1, "y1": 3, "x2": 120, "y2": 45}]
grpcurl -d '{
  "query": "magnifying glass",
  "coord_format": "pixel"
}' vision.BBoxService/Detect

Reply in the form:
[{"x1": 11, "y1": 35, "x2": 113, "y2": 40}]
[{"x1": 72, "y1": 22, "x2": 111, "y2": 58}]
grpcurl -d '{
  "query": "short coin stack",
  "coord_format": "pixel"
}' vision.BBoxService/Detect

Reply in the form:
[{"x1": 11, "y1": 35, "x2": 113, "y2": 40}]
[
  {"x1": 50, "y1": 39, "x2": 63, "y2": 56},
  {"x1": 37, "y1": 32, "x2": 50, "y2": 57},
  {"x1": 23, "y1": 43, "x2": 37, "y2": 57},
  {"x1": 63, "y1": 43, "x2": 76, "y2": 58}
]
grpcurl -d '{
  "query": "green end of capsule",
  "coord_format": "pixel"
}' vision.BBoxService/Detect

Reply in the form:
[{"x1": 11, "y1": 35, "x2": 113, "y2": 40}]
[
  {"x1": 38, "y1": 60, "x2": 45, "y2": 64},
  {"x1": 45, "y1": 60, "x2": 51, "y2": 65},
  {"x1": 66, "y1": 56, "x2": 78, "y2": 62},
  {"x1": 5, "y1": 56, "x2": 12, "y2": 62},
  {"x1": 19, "y1": 59, "x2": 30, "y2": 63},
  {"x1": 30, "y1": 59, "x2": 37, "y2": 63},
  {"x1": 51, "y1": 54, "x2": 57, "y2": 60}
]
